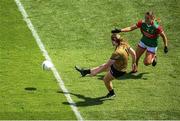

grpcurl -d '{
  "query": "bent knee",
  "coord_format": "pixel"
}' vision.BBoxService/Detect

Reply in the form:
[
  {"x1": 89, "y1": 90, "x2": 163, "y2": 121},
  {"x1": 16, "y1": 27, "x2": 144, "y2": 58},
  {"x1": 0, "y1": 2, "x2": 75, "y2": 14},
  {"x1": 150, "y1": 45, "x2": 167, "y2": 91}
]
[
  {"x1": 103, "y1": 76, "x2": 110, "y2": 83},
  {"x1": 103, "y1": 76, "x2": 107, "y2": 82}
]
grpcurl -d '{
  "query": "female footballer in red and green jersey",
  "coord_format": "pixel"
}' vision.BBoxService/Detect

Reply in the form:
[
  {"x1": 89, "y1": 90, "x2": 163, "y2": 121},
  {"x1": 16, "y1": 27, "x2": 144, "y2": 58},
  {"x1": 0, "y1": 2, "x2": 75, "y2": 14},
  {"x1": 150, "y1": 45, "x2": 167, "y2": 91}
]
[{"x1": 112, "y1": 11, "x2": 168, "y2": 73}]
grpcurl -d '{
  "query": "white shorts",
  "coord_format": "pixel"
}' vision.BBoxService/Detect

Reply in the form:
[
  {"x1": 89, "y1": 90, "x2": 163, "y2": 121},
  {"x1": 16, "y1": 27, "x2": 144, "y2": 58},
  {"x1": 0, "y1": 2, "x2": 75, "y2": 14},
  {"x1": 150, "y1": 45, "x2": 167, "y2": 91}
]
[{"x1": 138, "y1": 41, "x2": 157, "y2": 54}]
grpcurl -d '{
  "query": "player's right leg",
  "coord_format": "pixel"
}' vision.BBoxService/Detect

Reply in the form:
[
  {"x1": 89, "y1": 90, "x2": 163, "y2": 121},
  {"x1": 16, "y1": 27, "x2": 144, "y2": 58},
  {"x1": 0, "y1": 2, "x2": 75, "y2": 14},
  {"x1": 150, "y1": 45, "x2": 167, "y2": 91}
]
[
  {"x1": 75, "y1": 63, "x2": 109, "y2": 77},
  {"x1": 90, "y1": 63, "x2": 109, "y2": 76},
  {"x1": 135, "y1": 41, "x2": 146, "y2": 70},
  {"x1": 75, "y1": 66, "x2": 90, "y2": 77}
]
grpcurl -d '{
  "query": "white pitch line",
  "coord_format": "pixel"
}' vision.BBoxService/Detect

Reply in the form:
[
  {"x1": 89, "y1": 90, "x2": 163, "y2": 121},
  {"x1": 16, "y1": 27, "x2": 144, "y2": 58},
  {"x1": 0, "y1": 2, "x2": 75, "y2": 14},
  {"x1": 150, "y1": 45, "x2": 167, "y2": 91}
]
[{"x1": 14, "y1": 0, "x2": 83, "y2": 120}]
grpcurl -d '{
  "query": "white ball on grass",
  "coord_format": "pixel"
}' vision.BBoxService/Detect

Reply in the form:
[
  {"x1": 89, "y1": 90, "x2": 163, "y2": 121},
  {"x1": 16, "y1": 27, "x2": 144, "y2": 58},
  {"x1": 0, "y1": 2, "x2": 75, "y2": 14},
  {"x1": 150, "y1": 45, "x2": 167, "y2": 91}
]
[{"x1": 42, "y1": 60, "x2": 53, "y2": 71}]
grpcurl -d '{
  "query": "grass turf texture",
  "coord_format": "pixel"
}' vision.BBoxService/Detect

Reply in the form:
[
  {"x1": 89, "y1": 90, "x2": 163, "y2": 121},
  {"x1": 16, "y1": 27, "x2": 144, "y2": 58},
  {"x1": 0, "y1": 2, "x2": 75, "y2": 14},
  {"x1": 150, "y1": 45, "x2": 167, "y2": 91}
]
[
  {"x1": 0, "y1": 0, "x2": 180, "y2": 120},
  {"x1": 0, "y1": 0, "x2": 76, "y2": 119}
]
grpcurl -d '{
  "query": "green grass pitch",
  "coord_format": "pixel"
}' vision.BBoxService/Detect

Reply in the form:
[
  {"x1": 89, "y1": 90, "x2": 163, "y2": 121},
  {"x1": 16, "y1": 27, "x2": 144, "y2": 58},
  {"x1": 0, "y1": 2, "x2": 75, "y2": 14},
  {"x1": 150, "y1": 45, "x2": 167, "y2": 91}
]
[{"x1": 0, "y1": 0, "x2": 180, "y2": 120}]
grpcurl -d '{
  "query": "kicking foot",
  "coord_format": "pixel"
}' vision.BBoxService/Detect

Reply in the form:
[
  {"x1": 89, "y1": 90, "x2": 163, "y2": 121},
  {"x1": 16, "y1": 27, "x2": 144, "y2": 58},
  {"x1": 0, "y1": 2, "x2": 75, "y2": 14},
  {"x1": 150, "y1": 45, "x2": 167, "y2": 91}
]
[{"x1": 75, "y1": 66, "x2": 88, "y2": 77}]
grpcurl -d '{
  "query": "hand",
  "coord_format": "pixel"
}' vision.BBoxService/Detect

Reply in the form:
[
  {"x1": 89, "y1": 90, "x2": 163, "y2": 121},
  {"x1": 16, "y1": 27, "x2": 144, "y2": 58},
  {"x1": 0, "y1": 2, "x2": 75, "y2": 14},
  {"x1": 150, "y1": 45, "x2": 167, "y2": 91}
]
[
  {"x1": 164, "y1": 46, "x2": 168, "y2": 54},
  {"x1": 111, "y1": 28, "x2": 121, "y2": 33}
]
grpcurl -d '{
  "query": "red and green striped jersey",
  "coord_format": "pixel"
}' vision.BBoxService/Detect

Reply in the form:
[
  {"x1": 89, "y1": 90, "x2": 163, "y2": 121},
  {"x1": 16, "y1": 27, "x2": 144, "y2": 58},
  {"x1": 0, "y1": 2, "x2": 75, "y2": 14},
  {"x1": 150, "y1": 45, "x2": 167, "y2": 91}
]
[{"x1": 136, "y1": 20, "x2": 163, "y2": 47}]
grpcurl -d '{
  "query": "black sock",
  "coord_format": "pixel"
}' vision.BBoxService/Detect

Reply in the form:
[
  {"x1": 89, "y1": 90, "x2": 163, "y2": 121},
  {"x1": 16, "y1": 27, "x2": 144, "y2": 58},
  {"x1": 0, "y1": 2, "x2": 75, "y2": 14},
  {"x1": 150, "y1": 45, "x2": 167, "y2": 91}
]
[
  {"x1": 84, "y1": 69, "x2": 90, "y2": 74},
  {"x1": 109, "y1": 89, "x2": 115, "y2": 95}
]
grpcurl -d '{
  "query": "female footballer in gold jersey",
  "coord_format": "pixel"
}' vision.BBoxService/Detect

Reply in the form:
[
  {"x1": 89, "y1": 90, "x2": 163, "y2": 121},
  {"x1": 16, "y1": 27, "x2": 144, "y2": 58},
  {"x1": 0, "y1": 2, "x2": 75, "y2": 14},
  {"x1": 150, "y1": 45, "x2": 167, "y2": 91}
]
[{"x1": 75, "y1": 33, "x2": 137, "y2": 98}]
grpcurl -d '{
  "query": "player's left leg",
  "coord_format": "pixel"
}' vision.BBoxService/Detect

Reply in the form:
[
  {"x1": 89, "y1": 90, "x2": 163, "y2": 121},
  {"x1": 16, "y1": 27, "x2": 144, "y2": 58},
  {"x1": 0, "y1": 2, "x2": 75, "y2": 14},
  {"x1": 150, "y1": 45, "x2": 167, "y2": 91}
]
[
  {"x1": 144, "y1": 46, "x2": 157, "y2": 66},
  {"x1": 135, "y1": 41, "x2": 147, "y2": 72},
  {"x1": 103, "y1": 65, "x2": 126, "y2": 98},
  {"x1": 144, "y1": 51, "x2": 156, "y2": 66}
]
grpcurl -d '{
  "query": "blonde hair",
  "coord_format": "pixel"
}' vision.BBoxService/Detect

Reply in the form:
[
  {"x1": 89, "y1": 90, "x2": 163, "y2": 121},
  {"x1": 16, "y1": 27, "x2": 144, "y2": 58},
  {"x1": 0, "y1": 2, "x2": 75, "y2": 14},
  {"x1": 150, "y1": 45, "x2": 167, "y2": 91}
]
[
  {"x1": 111, "y1": 33, "x2": 128, "y2": 46},
  {"x1": 112, "y1": 33, "x2": 123, "y2": 41}
]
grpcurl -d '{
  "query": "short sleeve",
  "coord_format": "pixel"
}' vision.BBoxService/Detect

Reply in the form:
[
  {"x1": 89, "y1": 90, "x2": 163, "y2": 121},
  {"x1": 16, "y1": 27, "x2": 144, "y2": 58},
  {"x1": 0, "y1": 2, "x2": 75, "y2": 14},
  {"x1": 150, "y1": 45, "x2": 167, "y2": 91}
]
[
  {"x1": 156, "y1": 26, "x2": 163, "y2": 34},
  {"x1": 136, "y1": 20, "x2": 143, "y2": 28}
]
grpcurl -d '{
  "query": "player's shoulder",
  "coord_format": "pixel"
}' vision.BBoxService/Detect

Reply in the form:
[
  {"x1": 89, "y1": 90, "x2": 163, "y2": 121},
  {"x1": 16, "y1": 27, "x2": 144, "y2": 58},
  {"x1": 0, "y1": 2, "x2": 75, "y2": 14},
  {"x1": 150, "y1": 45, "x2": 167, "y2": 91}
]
[
  {"x1": 153, "y1": 20, "x2": 160, "y2": 28},
  {"x1": 110, "y1": 50, "x2": 120, "y2": 60},
  {"x1": 116, "y1": 45, "x2": 127, "y2": 53},
  {"x1": 137, "y1": 19, "x2": 143, "y2": 23},
  {"x1": 114, "y1": 48, "x2": 120, "y2": 54},
  {"x1": 122, "y1": 41, "x2": 130, "y2": 48},
  {"x1": 136, "y1": 19, "x2": 145, "y2": 27},
  {"x1": 153, "y1": 20, "x2": 164, "y2": 33}
]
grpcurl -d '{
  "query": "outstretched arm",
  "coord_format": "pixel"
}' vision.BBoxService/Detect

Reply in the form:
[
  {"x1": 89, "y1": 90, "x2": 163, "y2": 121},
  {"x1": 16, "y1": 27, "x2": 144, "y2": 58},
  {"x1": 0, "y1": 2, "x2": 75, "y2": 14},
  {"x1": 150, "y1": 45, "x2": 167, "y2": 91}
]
[
  {"x1": 160, "y1": 31, "x2": 168, "y2": 53},
  {"x1": 121, "y1": 25, "x2": 138, "y2": 32},
  {"x1": 111, "y1": 24, "x2": 138, "y2": 33},
  {"x1": 128, "y1": 47, "x2": 137, "y2": 72},
  {"x1": 90, "y1": 59, "x2": 115, "y2": 76}
]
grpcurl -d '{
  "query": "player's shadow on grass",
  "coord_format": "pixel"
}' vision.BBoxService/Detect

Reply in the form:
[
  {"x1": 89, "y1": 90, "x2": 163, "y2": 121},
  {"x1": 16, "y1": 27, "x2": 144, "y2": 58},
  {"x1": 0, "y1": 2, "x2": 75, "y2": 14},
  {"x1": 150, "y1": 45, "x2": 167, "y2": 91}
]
[
  {"x1": 57, "y1": 91, "x2": 112, "y2": 107},
  {"x1": 97, "y1": 72, "x2": 149, "y2": 80}
]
